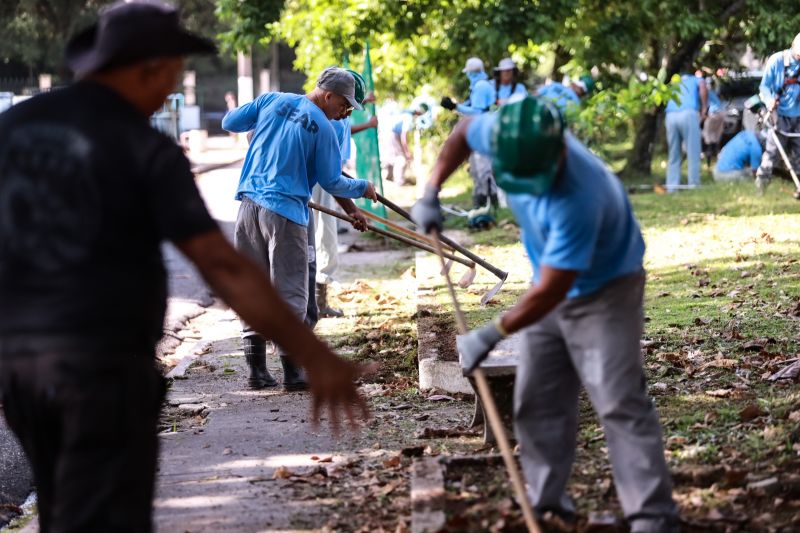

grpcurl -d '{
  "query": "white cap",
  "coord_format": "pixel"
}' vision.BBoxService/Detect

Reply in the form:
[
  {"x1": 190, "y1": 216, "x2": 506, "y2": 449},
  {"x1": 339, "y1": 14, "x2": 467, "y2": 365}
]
[
  {"x1": 494, "y1": 58, "x2": 516, "y2": 71},
  {"x1": 793, "y1": 32, "x2": 800, "y2": 56},
  {"x1": 462, "y1": 57, "x2": 484, "y2": 73}
]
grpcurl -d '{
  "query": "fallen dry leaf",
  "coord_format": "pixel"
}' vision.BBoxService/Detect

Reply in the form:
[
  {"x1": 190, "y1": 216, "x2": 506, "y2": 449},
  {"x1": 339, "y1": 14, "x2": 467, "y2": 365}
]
[
  {"x1": 740, "y1": 404, "x2": 766, "y2": 422},
  {"x1": 427, "y1": 394, "x2": 455, "y2": 402},
  {"x1": 705, "y1": 388, "x2": 733, "y2": 398},
  {"x1": 382, "y1": 455, "x2": 401, "y2": 468},
  {"x1": 273, "y1": 466, "x2": 294, "y2": 479}
]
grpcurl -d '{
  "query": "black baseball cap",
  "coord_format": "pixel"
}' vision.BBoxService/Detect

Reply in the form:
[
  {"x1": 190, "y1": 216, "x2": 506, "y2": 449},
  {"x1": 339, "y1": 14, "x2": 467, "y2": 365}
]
[{"x1": 65, "y1": 1, "x2": 217, "y2": 78}]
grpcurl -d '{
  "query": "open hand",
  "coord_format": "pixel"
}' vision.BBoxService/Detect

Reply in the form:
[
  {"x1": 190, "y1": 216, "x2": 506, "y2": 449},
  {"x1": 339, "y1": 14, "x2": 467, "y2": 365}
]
[{"x1": 305, "y1": 352, "x2": 378, "y2": 435}]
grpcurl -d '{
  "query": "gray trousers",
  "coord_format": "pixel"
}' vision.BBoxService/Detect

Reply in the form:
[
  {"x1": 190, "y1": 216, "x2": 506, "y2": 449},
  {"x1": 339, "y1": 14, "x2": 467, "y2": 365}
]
[
  {"x1": 756, "y1": 114, "x2": 800, "y2": 181},
  {"x1": 234, "y1": 198, "x2": 309, "y2": 354},
  {"x1": 514, "y1": 272, "x2": 678, "y2": 531},
  {"x1": 468, "y1": 151, "x2": 497, "y2": 207}
]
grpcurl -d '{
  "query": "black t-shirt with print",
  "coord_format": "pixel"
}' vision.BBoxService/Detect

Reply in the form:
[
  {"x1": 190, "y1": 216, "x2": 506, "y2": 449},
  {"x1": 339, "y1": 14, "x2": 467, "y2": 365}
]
[{"x1": 0, "y1": 81, "x2": 218, "y2": 353}]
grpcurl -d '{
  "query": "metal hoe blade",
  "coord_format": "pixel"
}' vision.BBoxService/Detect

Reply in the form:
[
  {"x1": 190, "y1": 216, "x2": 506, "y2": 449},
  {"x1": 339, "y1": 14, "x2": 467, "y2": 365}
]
[
  {"x1": 457, "y1": 267, "x2": 477, "y2": 288},
  {"x1": 480, "y1": 272, "x2": 508, "y2": 306},
  {"x1": 441, "y1": 258, "x2": 453, "y2": 276}
]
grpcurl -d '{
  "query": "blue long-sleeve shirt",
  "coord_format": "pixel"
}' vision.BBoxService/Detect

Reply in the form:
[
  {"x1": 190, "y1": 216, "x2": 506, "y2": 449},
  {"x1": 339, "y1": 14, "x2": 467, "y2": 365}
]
[
  {"x1": 222, "y1": 92, "x2": 367, "y2": 226},
  {"x1": 457, "y1": 72, "x2": 495, "y2": 115},
  {"x1": 716, "y1": 130, "x2": 762, "y2": 172},
  {"x1": 760, "y1": 50, "x2": 800, "y2": 117},
  {"x1": 536, "y1": 82, "x2": 580, "y2": 113},
  {"x1": 496, "y1": 82, "x2": 527, "y2": 104}
]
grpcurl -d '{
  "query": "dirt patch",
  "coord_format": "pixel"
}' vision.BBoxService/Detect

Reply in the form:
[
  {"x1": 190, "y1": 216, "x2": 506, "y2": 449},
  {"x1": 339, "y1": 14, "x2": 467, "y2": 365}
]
[
  {"x1": 417, "y1": 305, "x2": 458, "y2": 362},
  {"x1": 433, "y1": 450, "x2": 800, "y2": 532}
]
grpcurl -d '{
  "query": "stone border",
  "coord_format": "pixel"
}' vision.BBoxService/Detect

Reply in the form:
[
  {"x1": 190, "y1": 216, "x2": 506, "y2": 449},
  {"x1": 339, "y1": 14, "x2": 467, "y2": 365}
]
[
  {"x1": 411, "y1": 454, "x2": 507, "y2": 533},
  {"x1": 410, "y1": 457, "x2": 446, "y2": 533}
]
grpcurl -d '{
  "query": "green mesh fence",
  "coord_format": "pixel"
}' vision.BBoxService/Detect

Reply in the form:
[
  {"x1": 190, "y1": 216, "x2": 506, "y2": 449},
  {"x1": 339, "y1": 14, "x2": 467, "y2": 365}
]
[{"x1": 350, "y1": 41, "x2": 387, "y2": 221}]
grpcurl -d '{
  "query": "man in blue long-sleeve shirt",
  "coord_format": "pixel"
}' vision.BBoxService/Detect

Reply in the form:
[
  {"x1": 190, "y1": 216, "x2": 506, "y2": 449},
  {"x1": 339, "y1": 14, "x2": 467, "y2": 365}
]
[
  {"x1": 223, "y1": 67, "x2": 376, "y2": 391},
  {"x1": 755, "y1": 33, "x2": 800, "y2": 194},
  {"x1": 441, "y1": 57, "x2": 499, "y2": 219}
]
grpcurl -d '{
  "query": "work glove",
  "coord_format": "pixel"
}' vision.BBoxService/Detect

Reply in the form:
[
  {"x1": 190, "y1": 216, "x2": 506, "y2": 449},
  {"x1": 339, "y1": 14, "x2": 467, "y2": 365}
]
[
  {"x1": 440, "y1": 96, "x2": 456, "y2": 111},
  {"x1": 457, "y1": 319, "x2": 506, "y2": 374},
  {"x1": 411, "y1": 186, "x2": 444, "y2": 234}
]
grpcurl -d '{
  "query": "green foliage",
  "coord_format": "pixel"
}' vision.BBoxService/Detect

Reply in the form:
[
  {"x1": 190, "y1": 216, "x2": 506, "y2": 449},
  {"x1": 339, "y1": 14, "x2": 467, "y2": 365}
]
[
  {"x1": 0, "y1": 0, "x2": 112, "y2": 72},
  {"x1": 745, "y1": 0, "x2": 800, "y2": 57},
  {"x1": 0, "y1": 0, "x2": 221, "y2": 75},
  {"x1": 569, "y1": 74, "x2": 678, "y2": 157},
  {"x1": 215, "y1": 0, "x2": 284, "y2": 53}
]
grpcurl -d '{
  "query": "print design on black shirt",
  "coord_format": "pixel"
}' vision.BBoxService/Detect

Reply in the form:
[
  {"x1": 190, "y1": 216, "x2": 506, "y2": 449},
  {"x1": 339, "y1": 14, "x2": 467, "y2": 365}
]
[
  {"x1": 275, "y1": 102, "x2": 320, "y2": 133},
  {"x1": 0, "y1": 124, "x2": 101, "y2": 272}
]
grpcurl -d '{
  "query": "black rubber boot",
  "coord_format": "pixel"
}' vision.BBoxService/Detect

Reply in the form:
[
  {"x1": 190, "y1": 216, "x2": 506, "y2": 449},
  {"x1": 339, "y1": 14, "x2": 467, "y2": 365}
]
[
  {"x1": 280, "y1": 356, "x2": 309, "y2": 392},
  {"x1": 316, "y1": 283, "x2": 343, "y2": 318},
  {"x1": 243, "y1": 336, "x2": 277, "y2": 389}
]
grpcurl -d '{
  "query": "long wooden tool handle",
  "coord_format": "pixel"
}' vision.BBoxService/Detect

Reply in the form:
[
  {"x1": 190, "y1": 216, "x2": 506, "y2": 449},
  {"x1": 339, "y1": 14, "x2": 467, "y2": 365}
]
[
  {"x1": 374, "y1": 192, "x2": 508, "y2": 281},
  {"x1": 339, "y1": 170, "x2": 507, "y2": 280},
  {"x1": 430, "y1": 231, "x2": 540, "y2": 533},
  {"x1": 358, "y1": 208, "x2": 455, "y2": 253},
  {"x1": 309, "y1": 202, "x2": 474, "y2": 269}
]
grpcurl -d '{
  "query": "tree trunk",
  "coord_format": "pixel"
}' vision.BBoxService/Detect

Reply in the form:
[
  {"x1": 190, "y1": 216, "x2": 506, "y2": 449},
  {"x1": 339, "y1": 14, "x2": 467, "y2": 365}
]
[
  {"x1": 551, "y1": 45, "x2": 571, "y2": 79},
  {"x1": 622, "y1": 110, "x2": 660, "y2": 179}
]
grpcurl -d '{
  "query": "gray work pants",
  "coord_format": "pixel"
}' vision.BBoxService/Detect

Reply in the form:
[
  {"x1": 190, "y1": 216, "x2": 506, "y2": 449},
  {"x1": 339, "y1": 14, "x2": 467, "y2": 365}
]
[
  {"x1": 234, "y1": 198, "x2": 308, "y2": 354},
  {"x1": 468, "y1": 151, "x2": 497, "y2": 207},
  {"x1": 756, "y1": 114, "x2": 800, "y2": 181},
  {"x1": 514, "y1": 272, "x2": 678, "y2": 531},
  {"x1": 306, "y1": 213, "x2": 318, "y2": 330}
]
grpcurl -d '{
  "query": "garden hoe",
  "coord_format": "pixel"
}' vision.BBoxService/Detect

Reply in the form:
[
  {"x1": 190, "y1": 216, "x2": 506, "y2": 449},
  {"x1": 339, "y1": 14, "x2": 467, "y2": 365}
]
[
  {"x1": 344, "y1": 175, "x2": 508, "y2": 304},
  {"x1": 308, "y1": 201, "x2": 477, "y2": 287},
  {"x1": 429, "y1": 228, "x2": 541, "y2": 533},
  {"x1": 356, "y1": 208, "x2": 475, "y2": 284}
]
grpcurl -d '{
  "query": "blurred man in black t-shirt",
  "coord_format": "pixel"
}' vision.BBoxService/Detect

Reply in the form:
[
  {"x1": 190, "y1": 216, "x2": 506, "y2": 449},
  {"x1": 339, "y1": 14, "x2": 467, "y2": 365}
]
[{"x1": 0, "y1": 2, "x2": 372, "y2": 531}]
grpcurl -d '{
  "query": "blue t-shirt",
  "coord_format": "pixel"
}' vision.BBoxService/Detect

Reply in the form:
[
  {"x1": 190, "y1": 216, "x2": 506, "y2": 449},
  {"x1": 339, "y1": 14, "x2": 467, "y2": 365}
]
[
  {"x1": 716, "y1": 130, "x2": 762, "y2": 172},
  {"x1": 665, "y1": 74, "x2": 703, "y2": 113},
  {"x1": 536, "y1": 83, "x2": 580, "y2": 113},
  {"x1": 760, "y1": 50, "x2": 800, "y2": 118},
  {"x1": 466, "y1": 113, "x2": 645, "y2": 298},
  {"x1": 222, "y1": 93, "x2": 367, "y2": 226},
  {"x1": 707, "y1": 88, "x2": 723, "y2": 114},
  {"x1": 332, "y1": 117, "x2": 352, "y2": 164},
  {"x1": 391, "y1": 111, "x2": 415, "y2": 134},
  {"x1": 497, "y1": 82, "x2": 527, "y2": 103},
  {"x1": 457, "y1": 72, "x2": 495, "y2": 115}
]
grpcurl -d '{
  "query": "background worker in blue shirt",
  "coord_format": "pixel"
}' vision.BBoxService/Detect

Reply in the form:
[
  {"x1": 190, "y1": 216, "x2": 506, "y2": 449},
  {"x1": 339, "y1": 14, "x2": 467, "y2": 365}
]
[
  {"x1": 412, "y1": 96, "x2": 679, "y2": 533},
  {"x1": 536, "y1": 74, "x2": 594, "y2": 114},
  {"x1": 755, "y1": 33, "x2": 800, "y2": 194},
  {"x1": 441, "y1": 56, "x2": 499, "y2": 222},
  {"x1": 388, "y1": 102, "x2": 429, "y2": 186},
  {"x1": 714, "y1": 130, "x2": 764, "y2": 182},
  {"x1": 223, "y1": 67, "x2": 376, "y2": 391},
  {"x1": 665, "y1": 72, "x2": 708, "y2": 191},
  {"x1": 311, "y1": 70, "x2": 378, "y2": 320},
  {"x1": 493, "y1": 57, "x2": 528, "y2": 106}
]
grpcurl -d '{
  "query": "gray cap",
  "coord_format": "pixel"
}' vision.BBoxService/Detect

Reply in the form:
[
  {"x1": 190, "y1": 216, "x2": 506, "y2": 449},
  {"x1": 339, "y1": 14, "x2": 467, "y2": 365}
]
[{"x1": 316, "y1": 67, "x2": 363, "y2": 111}]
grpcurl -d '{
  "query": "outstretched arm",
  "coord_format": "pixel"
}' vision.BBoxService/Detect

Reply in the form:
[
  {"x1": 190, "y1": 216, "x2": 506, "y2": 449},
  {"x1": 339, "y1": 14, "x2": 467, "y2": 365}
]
[{"x1": 176, "y1": 229, "x2": 373, "y2": 429}]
